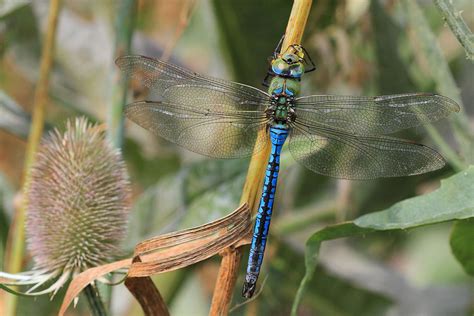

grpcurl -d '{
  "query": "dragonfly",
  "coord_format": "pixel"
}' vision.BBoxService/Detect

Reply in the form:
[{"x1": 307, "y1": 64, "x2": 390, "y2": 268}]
[{"x1": 116, "y1": 44, "x2": 459, "y2": 299}]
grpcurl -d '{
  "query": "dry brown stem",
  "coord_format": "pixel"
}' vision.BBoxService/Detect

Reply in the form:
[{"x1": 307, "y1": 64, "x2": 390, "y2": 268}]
[
  {"x1": 209, "y1": 1, "x2": 313, "y2": 315},
  {"x1": 125, "y1": 257, "x2": 170, "y2": 316}
]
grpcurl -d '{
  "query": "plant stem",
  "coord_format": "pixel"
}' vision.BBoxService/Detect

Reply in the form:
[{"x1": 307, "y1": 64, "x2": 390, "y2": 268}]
[
  {"x1": 433, "y1": 0, "x2": 474, "y2": 60},
  {"x1": 3, "y1": 1, "x2": 62, "y2": 315},
  {"x1": 209, "y1": 1, "x2": 313, "y2": 314},
  {"x1": 102, "y1": 0, "x2": 137, "y2": 310},
  {"x1": 106, "y1": 0, "x2": 137, "y2": 148},
  {"x1": 402, "y1": 0, "x2": 472, "y2": 168},
  {"x1": 209, "y1": 247, "x2": 243, "y2": 316},
  {"x1": 281, "y1": 0, "x2": 313, "y2": 50},
  {"x1": 84, "y1": 284, "x2": 107, "y2": 316}
]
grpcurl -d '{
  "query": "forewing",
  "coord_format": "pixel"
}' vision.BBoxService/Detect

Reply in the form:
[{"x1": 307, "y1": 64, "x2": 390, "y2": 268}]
[
  {"x1": 295, "y1": 93, "x2": 459, "y2": 135},
  {"x1": 125, "y1": 101, "x2": 269, "y2": 159},
  {"x1": 116, "y1": 55, "x2": 271, "y2": 158},
  {"x1": 289, "y1": 123, "x2": 445, "y2": 179},
  {"x1": 116, "y1": 55, "x2": 269, "y2": 105}
]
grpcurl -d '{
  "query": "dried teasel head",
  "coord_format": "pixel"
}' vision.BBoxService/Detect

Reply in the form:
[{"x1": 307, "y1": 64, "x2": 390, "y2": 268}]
[{"x1": 0, "y1": 117, "x2": 131, "y2": 296}]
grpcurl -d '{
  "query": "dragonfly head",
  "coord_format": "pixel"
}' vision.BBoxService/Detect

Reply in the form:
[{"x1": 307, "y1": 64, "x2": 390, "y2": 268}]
[
  {"x1": 271, "y1": 52, "x2": 305, "y2": 79},
  {"x1": 262, "y1": 44, "x2": 316, "y2": 86}
]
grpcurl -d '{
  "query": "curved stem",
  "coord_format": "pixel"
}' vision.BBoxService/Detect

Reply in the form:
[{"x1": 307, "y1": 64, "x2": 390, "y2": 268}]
[
  {"x1": 3, "y1": 0, "x2": 62, "y2": 315},
  {"x1": 433, "y1": 0, "x2": 474, "y2": 60}
]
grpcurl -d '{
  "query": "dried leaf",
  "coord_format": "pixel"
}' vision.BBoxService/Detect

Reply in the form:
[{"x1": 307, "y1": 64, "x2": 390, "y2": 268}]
[
  {"x1": 128, "y1": 204, "x2": 250, "y2": 277},
  {"x1": 59, "y1": 258, "x2": 131, "y2": 315},
  {"x1": 59, "y1": 204, "x2": 250, "y2": 315}
]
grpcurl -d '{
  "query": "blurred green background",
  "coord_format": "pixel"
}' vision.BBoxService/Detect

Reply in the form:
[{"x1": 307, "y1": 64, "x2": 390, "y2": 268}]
[{"x1": 0, "y1": 0, "x2": 473, "y2": 315}]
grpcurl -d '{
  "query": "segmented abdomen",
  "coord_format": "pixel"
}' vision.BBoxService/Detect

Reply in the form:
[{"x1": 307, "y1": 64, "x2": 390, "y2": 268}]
[{"x1": 243, "y1": 125, "x2": 288, "y2": 297}]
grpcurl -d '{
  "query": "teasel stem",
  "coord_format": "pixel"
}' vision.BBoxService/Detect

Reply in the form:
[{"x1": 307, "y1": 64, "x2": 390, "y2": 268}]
[
  {"x1": 3, "y1": 1, "x2": 62, "y2": 315},
  {"x1": 209, "y1": 1, "x2": 313, "y2": 314},
  {"x1": 83, "y1": 284, "x2": 107, "y2": 316}
]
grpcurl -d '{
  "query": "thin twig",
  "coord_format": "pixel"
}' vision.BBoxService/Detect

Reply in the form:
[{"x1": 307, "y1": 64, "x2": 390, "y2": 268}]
[
  {"x1": 3, "y1": 1, "x2": 62, "y2": 315},
  {"x1": 209, "y1": 1, "x2": 313, "y2": 314},
  {"x1": 433, "y1": 0, "x2": 474, "y2": 60}
]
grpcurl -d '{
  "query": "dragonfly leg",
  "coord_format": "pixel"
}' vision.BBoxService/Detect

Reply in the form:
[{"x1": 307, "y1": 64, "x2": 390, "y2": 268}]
[{"x1": 261, "y1": 34, "x2": 286, "y2": 87}]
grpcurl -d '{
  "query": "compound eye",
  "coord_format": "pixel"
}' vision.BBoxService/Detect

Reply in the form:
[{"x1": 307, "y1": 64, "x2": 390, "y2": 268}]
[{"x1": 290, "y1": 64, "x2": 304, "y2": 77}]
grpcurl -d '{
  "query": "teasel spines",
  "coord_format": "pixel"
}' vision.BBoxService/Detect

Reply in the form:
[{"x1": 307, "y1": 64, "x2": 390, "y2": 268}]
[{"x1": 26, "y1": 117, "x2": 131, "y2": 274}]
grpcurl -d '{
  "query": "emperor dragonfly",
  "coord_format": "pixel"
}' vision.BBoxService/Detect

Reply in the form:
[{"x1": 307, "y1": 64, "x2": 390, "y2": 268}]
[{"x1": 116, "y1": 44, "x2": 459, "y2": 298}]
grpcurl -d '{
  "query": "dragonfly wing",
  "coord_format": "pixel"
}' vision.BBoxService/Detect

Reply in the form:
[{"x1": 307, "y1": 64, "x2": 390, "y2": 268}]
[
  {"x1": 294, "y1": 93, "x2": 459, "y2": 135},
  {"x1": 117, "y1": 55, "x2": 271, "y2": 158},
  {"x1": 125, "y1": 101, "x2": 269, "y2": 158},
  {"x1": 116, "y1": 55, "x2": 270, "y2": 105},
  {"x1": 289, "y1": 122, "x2": 445, "y2": 179}
]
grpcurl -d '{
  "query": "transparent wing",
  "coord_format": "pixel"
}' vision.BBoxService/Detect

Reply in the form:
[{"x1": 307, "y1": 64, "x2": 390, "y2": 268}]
[
  {"x1": 125, "y1": 101, "x2": 269, "y2": 158},
  {"x1": 295, "y1": 93, "x2": 460, "y2": 135},
  {"x1": 116, "y1": 55, "x2": 271, "y2": 158},
  {"x1": 289, "y1": 122, "x2": 445, "y2": 179},
  {"x1": 116, "y1": 55, "x2": 270, "y2": 105}
]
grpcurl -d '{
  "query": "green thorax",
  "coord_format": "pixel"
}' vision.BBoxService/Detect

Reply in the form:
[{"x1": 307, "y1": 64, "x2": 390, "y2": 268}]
[
  {"x1": 266, "y1": 77, "x2": 300, "y2": 125},
  {"x1": 267, "y1": 76, "x2": 301, "y2": 96},
  {"x1": 265, "y1": 49, "x2": 305, "y2": 126}
]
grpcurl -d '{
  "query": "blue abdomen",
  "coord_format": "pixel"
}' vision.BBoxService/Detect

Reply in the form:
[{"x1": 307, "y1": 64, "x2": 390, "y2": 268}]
[{"x1": 242, "y1": 125, "x2": 289, "y2": 298}]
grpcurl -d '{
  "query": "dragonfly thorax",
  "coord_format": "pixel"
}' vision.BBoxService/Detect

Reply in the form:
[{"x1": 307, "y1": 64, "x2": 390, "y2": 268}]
[{"x1": 266, "y1": 93, "x2": 296, "y2": 127}]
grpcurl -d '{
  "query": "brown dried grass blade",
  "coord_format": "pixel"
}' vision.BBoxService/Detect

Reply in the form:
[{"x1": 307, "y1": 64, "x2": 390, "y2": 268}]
[
  {"x1": 59, "y1": 204, "x2": 250, "y2": 315},
  {"x1": 125, "y1": 257, "x2": 169, "y2": 316},
  {"x1": 128, "y1": 203, "x2": 250, "y2": 277},
  {"x1": 59, "y1": 259, "x2": 131, "y2": 315}
]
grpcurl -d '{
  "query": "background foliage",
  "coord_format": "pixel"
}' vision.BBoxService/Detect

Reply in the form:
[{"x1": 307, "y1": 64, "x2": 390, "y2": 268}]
[{"x1": 0, "y1": 0, "x2": 472, "y2": 315}]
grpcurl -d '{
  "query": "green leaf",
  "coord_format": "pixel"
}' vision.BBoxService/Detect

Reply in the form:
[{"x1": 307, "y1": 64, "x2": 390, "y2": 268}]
[
  {"x1": 0, "y1": 0, "x2": 29, "y2": 17},
  {"x1": 267, "y1": 242, "x2": 391, "y2": 316},
  {"x1": 291, "y1": 223, "x2": 374, "y2": 315},
  {"x1": 178, "y1": 158, "x2": 247, "y2": 229},
  {"x1": 0, "y1": 4, "x2": 40, "y2": 57},
  {"x1": 292, "y1": 167, "x2": 474, "y2": 315},
  {"x1": 450, "y1": 218, "x2": 474, "y2": 276},
  {"x1": 355, "y1": 166, "x2": 474, "y2": 230},
  {"x1": 211, "y1": 0, "x2": 291, "y2": 86}
]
